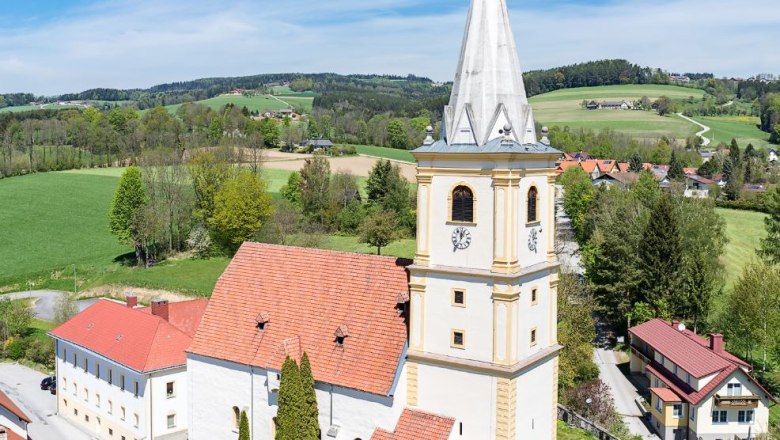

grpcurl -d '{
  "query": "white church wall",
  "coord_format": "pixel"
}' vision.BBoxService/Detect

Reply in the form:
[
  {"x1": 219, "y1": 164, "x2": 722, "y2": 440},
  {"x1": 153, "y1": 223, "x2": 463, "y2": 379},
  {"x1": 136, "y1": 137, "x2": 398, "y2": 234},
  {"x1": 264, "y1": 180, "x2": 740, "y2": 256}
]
[
  {"x1": 416, "y1": 362, "x2": 496, "y2": 439},
  {"x1": 424, "y1": 273, "x2": 494, "y2": 363},
  {"x1": 518, "y1": 175, "x2": 551, "y2": 267},
  {"x1": 515, "y1": 358, "x2": 556, "y2": 439},
  {"x1": 429, "y1": 175, "x2": 494, "y2": 270},
  {"x1": 517, "y1": 270, "x2": 553, "y2": 360}
]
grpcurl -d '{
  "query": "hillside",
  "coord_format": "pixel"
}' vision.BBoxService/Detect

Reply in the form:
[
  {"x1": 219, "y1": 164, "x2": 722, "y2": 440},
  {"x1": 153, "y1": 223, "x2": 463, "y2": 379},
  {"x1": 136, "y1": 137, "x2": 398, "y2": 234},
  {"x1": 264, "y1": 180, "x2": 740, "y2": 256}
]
[{"x1": 529, "y1": 84, "x2": 705, "y2": 140}]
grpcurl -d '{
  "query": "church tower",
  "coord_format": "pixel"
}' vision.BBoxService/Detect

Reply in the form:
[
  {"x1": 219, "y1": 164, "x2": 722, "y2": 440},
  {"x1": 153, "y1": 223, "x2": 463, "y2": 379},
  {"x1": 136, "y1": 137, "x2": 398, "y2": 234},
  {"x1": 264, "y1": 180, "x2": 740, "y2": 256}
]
[{"x1": 407, "y1": 0, "x2": 562, "y2": 438}]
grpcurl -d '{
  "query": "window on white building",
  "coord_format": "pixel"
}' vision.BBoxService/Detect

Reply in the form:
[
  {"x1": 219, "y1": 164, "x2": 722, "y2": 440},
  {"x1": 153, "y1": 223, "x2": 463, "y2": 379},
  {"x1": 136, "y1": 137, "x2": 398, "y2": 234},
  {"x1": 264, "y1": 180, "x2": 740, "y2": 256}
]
[
  {"x1": 232, "y1": 406, "x2": 240, "y2": 429},
  {"x1": 134, "y1": 413, "x2": 139, "y2": 428},
  {"x1": 531, "y1": 288, "x2": 538, "y2": 305},
  {"x1": 84, "y1": 357, "x2": 88, "y2": 371},
  {"x1": 686, "y1": 373, "x2": 691, "y2": 385},
  {"x1": 655, "y1": 397, "x2": 662, "y2": 411},
  {"x1": 121, "y1": 375, "x2": 125, "y2": 391},
  {"x1": 530, "y1": 328, "x2": 538, "y2": 346},
  {"x1": 134, "y1": 381, "x2": 139, "y2": 397},
  {"x1": 738, "y1": 410, "x2": 755, "y2": 424},
  {"x1": 728, "y1": 383, "x2": 742, "y2": 396},
  {"x1": 108, "y1": 400, "x2": 113, "y2": 414},
  {"x1": 96, "y1": 394, "x2": 100, "y2": 408},
  {"x1": 121, "y1": 406, "x2": 126, "y2": 421},
  {"x1": 451, "y1": 330, "x2": 465, "y2": 349},
  {"x1": 73, "y1": 353, "x2": 77, "y2": 366},
  {"x1": 84, "y1": 388, "x2": 88, "y2": 402},
  {"x1": 712, "y1": 410, "x2": 727, "y2": 423},
  {"x1": 166, "y1": 382, "x2": 175, "y2": 398},
  {"x1": 108, "y1": 368, "x2": 113, "y2": 385},
  {"x1": 689, "y1": 406, "x2": 695, "y2": 420},
  {"x1": 95, "y1": 363, "x2": 100, "y2": 379},
  {"x1": 73, "y1": 383, "x2": 78, "y2": 396},
  {"x1": 672, "y1": 404, "x2": 682, "y2": 418},
  {"x1": 167, "y1": 413, "x2": 176, "y2": 429}
]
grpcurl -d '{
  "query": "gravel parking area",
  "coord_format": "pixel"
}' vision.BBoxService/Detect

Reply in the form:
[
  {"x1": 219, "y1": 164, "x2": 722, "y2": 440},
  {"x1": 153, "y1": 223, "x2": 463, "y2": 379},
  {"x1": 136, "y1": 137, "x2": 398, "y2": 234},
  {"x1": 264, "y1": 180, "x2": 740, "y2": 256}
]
[{"x1": 0, "y1": 362, "x2": 92, "y2": 440}]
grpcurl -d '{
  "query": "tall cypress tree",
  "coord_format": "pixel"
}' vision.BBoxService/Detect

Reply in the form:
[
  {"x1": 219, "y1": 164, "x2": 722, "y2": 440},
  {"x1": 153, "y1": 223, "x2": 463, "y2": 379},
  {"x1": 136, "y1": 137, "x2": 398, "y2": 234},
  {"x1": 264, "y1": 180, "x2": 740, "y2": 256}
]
[
  {"x1": 276, "y1": 357, "x2": 304, "y2": 440},
  {"x1": 299, "y1": 353, "x2": 320, "y2": 439},
  {"x1": 667, "y1": 151, "x2": 684, "y2": 180},
  {"x1": 238, "y1": 410, "x2": 250, "y2": 440},
  {"x1": 637, "y1": 194, "x2": 683, "y2": 317},
  {"x1": 628, "y1": 151, "x2": 644, "y2": 172}
]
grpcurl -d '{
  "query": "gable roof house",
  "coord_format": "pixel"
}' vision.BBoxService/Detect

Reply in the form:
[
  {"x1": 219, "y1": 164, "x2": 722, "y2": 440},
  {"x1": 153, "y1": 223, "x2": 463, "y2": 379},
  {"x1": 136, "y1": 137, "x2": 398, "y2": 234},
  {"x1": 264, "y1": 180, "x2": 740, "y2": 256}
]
[
  {"x1": 49, "y1": 298, "x2": 207, "y2": 440},
  {"x1": 593, "y1": 172, "x2": 641, "y2": 189},
  {"x1": 187, "y1": 243, "x2": 434, "y2": 440},
  {"x1": 629, "y1": 319, "x2": 775, "y2": 440},
  {"x1": 0, "y1": 389, "x2": 31, "y2": 440}
]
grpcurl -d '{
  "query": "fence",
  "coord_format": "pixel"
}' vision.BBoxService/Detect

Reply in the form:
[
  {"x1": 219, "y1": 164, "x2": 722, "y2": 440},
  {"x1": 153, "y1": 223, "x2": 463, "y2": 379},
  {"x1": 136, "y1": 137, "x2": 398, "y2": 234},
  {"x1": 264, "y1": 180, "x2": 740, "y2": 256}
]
[{"x1": 558, "y1": 404, "x2": 620, "y2": 440}]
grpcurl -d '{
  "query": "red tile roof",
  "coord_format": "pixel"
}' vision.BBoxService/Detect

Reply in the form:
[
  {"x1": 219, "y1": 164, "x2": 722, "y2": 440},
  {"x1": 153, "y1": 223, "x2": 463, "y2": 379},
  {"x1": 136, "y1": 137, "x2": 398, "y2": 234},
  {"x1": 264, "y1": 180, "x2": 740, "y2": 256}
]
[
  {"x1": 647, "y1": 364, "x2": 738, "y2": 405},
  {"x1": 371, "y1": 409, "x2": 455, "y2": 440},
  {"x1": 630, "y1": 319, "x2": 732, "y2": 378},
  {"x1": 618, "y1": 163, "x2": 630, "y2": 173},
  {"x1": 650, "y1": 387, "x2": 682, "y2": 402},
  {"x1": 557, "y1": 161, "x2": 582, "y2": 173},
  {"x1": 597, "y1": 160, "x2": 616, "y2": 172},
  {"x1": 188, "y1": 243, "x2": 411, "y2": 396},
  {"x1": 0, "y1": 390, "x2": 30, "y2": 424},
  {"x1": 50, "y1": 299, "x2": 206, "y2": 373},
  {"x1": 579, "y1": 160, "x2": 598, "y2": 173}
]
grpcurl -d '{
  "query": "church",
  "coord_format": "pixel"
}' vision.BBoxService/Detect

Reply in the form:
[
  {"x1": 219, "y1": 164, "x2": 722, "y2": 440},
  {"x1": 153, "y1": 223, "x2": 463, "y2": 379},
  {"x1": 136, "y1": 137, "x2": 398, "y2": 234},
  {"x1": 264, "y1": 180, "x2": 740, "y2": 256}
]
[{"x1": 186, "y1": 0, "x2": 562, "y2": 438}]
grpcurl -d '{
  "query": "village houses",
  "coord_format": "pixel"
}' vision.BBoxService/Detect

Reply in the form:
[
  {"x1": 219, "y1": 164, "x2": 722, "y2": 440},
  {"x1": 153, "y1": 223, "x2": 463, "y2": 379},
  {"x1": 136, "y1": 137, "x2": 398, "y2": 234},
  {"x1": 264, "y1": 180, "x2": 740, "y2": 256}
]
[{"x1": 0, "y1": 389, "x2": 30, "y2": 440}]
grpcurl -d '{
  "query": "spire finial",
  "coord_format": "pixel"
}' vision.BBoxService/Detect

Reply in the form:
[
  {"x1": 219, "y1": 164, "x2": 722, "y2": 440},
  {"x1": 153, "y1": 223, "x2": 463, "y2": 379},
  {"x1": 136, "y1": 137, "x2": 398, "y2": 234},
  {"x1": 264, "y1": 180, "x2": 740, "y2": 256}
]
[{"x1": 423, "y1": 126, "x2": 435, "y2": 146}]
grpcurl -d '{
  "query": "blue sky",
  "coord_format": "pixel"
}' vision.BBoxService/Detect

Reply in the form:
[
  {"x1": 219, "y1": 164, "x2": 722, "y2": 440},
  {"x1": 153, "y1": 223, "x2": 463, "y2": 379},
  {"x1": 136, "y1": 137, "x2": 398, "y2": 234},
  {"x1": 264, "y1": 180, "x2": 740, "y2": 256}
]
[{"x1": 0, "y1": 0, "x2": 777, "y2": 95}]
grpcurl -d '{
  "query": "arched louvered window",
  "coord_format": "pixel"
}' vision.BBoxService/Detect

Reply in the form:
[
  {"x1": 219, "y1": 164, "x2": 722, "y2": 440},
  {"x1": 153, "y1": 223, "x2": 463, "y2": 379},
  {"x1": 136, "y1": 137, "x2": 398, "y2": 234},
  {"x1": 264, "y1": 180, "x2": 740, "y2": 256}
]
[
  {"x1": 527, "y1": 187, "x2": 539, "y2": 223},
  {"x1": 451, "y1": 186, "x2": 474, "y2": 223},
  {"x1": 232, "y1": 406, "x2": 240, "y2": 429}
]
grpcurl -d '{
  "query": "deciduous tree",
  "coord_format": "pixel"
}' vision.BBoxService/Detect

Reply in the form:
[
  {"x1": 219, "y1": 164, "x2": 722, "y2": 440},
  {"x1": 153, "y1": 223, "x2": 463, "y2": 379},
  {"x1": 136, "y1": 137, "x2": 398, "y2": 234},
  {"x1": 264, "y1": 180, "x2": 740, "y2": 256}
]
[
  {"x1": 299, "y1": 156, "x2": 331, "y2": 224},
  {"x1": 359, "y1": 211, "x2": 398, "y2": 255},
  {"x1": 109, "y1": 166, "x2": 147, "y2": 265},
  {"x1": 210, "y1": 170, "x2": 274, "y2": 254}
]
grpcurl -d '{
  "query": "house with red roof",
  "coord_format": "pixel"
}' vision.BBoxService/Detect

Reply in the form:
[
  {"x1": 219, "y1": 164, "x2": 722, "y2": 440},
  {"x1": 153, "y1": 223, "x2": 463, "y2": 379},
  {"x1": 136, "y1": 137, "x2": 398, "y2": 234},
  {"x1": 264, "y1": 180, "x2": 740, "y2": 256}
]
[
  {"x1": 0, "y1": 389, "x2": 31, "y2": 440},
  {"x1": 629, "y1": 319, "x2": 775, "y2": 440},
  {"x1": 49, "y1": 297, "x2": 207, "y2": 440}
]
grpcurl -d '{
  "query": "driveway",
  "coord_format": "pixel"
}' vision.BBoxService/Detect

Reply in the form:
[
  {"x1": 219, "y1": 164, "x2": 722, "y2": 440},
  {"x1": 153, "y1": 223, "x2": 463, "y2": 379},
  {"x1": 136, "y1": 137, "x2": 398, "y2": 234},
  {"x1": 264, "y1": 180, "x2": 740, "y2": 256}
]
[
  {"x1": 0, "y1": 362, "x2": 92, "y2": 440},
  {"x1": 595, "y1": 348, "x2": 656, "y2": 439},
  {"x1": 1, "y1": 290, "x2": 97, "y2": 321}
]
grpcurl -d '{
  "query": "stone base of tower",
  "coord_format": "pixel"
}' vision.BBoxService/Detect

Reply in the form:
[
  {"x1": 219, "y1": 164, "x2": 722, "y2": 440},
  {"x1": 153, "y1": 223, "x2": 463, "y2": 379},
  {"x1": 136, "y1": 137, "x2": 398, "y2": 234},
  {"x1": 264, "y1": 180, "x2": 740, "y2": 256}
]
[{"x1": 407, "y1": 353, "x2": 559, "y2": 439}]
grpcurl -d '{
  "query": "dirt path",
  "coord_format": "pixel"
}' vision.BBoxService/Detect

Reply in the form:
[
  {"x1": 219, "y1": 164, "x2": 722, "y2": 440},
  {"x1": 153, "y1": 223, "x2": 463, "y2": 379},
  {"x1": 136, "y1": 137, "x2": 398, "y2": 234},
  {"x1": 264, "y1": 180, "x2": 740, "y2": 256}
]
[
  {"x1": 677, "y1": 113, "x2": 711, "y2": 146},
  {"x1": 263, "y1": 151, "x2": 417, "y2": 181}
]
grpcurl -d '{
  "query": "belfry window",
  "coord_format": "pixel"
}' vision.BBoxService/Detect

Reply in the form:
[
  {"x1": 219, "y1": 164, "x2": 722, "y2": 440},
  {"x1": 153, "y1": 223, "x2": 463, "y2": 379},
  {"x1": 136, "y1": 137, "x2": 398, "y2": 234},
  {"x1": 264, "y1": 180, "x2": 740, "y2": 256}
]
[
  {"x1": 451, "y1": 186, "x2": 474, "y2": 223},
  {"x1": 527, "y1": 187, "x2": 539, "y2": 223}
]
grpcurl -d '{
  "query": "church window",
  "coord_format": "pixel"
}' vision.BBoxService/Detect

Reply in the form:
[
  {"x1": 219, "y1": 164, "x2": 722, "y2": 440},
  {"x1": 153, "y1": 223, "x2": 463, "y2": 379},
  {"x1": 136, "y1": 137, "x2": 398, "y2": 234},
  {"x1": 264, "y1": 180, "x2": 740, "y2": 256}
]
[
  {"x1": 451, "y1": 186, "x2": 474, "y2": 223},
  {"x1": 531, "y1": 288, "x2": 538, "y2": 305},
  {"x1": 451, "y1": 330, "x2": 465, "y2": 349},
  {"x1": 232, "y1": 406, "x2": 240, "y2": 429},
  {"x1": 527, "y1": 187, "x2": 539, "y2": 223},
  {"x1": 530, "y1": 328, "x2": 537, "y2": 346},
  {"x1": 452, "y1": 289, "x2": 466, "y2": 307}
]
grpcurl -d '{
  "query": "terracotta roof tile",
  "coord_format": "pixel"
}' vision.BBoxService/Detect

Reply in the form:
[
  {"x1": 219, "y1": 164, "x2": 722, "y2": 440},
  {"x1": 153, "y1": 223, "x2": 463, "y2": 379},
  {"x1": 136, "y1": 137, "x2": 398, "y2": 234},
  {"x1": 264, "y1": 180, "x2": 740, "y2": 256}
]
[
  {"x1": 0, "y1": 390, "x2": 30, "y2": 423},
  {"x1": 618, "y1": 163, "x2": 630, "y2": 173},
  {"x1": 579, "y1": 160, "x2": 598, "y2": 173},
  {"x1": 371, "y1": 409, "x2": 455, "y2": 440},
  {"x1": 630, "y1": 319, "x2": 732, "y2": 378},
  {"x1": 650, "y1": 387, "x2": 682, "y2": 402},
  {"x1": 188, "y1": 243, "x2": 411, "y2": 396},
  {"x1": 50, "y1": 299, "x2": 206, "y2": 372}
]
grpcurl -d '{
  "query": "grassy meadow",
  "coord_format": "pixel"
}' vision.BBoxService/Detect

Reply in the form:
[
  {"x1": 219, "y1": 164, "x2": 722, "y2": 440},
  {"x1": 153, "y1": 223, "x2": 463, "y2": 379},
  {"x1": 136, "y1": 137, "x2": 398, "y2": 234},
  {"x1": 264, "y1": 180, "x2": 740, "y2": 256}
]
[
  {"x1": 163, "y1": 93, "x2": 314, "y2": 115},
  {"x1": 717, "y1": 208, "x2": 767, "y2": 288},
  {"x1": 529, "y1": 85, "x2": 705, "y2": 140},
  {"x1": 699, "y1": 116, "x2": 772, "y2": 149},
  {"x1": 352, "y1": 144, "x2": 415, "y2": 163}
]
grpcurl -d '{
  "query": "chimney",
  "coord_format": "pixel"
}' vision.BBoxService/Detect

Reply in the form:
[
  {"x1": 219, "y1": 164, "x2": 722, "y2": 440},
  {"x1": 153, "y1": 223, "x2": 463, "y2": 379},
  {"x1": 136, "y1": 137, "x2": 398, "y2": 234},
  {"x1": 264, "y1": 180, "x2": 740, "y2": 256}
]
[
  {"x1": 126, "y1": 294, "x2": 138, "y2": 309},
  {"x1": 710, "y1": 333, "x2": 724, "y2": 354},
  {"x1": 151, "y1": 299, "x2": 169, "y2": 321},
  {"x1": 672, "y1": 320, "x2": 680, "y2": 329}
]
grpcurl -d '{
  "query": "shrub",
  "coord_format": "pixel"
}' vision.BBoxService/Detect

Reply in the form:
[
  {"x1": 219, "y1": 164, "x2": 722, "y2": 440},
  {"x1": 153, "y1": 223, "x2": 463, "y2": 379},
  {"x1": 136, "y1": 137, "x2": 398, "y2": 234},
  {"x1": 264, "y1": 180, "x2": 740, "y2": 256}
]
[
  {"x1": 6, "y1": 338, "x2": 25, "y2": 360},
  {"x1": 186, "y1": 225, "x2": 212, "y2": 258},
  {"x1": 25, "y1": 338, "x2": 54, "y2": 368}
]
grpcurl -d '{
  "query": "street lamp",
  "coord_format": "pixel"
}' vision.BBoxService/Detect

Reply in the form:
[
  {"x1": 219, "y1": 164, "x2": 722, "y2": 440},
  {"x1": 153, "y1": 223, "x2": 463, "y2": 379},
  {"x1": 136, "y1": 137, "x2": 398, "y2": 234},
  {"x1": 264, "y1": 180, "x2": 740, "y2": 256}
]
[{"x1": 585, "y1": 397, "x2": 593, "y2": 421}]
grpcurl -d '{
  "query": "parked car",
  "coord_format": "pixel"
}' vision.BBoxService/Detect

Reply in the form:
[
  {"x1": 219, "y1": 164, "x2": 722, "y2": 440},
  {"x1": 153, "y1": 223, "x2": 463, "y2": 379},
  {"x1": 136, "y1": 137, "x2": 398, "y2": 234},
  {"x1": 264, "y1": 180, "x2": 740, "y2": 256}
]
[
  {"x1": 49, "y1": 378, "x2": 57, "y2": 395},
  {"x1": 40, "y1": 376, "x2": 55, "y2": 390}
]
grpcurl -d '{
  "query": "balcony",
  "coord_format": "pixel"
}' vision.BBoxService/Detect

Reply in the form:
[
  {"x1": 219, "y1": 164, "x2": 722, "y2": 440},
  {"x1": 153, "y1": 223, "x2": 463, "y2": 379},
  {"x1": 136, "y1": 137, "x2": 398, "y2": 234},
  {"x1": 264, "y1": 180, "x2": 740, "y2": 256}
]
[
  {"x1": 631, "y1": 345, "x2": 653, "y2": 364},
  {"x1": 714, "y1": 394, "x2": 760, "y2": 409}
]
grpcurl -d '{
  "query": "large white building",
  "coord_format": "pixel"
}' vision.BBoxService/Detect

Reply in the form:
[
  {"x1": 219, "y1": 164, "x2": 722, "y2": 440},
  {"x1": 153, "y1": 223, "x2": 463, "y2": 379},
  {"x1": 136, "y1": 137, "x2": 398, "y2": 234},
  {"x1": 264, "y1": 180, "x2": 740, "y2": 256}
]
[
  {"x1": 49, "y1": 297, "x2": 207, "y2": 440},
  {"x1": 187, "y1": 0, "x2": 561, "y2": 438}
]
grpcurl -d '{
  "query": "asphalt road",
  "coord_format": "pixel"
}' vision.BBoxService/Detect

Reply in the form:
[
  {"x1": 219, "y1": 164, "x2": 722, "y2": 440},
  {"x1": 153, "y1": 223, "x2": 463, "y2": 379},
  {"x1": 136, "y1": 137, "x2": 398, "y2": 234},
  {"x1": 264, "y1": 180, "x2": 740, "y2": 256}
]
[
  {"x1": 0, "y1": 363, "x2": 93, "y2": 440},
  {"x1": 2, "y1": 290, "x2": 98, "y2": 321}
]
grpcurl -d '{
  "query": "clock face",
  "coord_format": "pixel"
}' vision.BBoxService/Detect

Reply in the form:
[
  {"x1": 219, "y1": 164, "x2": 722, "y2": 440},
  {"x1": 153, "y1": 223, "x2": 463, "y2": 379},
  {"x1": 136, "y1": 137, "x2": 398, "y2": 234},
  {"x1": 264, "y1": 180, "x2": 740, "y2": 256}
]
[
  {"x1": 528, "y1": 228, "x2": 539, "y2": 254},
  {"x1": 452, "y1": 227, "x2": 472, "y2": 251}
]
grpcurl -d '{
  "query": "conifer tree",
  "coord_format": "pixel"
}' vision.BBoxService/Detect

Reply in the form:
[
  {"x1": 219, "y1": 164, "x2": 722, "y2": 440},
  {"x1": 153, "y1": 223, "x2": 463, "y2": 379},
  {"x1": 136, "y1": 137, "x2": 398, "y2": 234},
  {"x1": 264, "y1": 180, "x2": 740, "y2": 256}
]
[
  {"x1": 760, "y1": 187, "x2": 780, "y2": 265},
  {"x1": 667, "y1": 151, "x2": 684, "y2": 180},
  {"x1": 628, "y1": 151, "x2": 643, "y2": 172},
  {"x1": 276, "y1": 357, "x2": 305, "y2": 440},
  {"x1": 729, "y1": 138, "x2": 741, "y2": 168},
  {"x1": 238, "y1": 410, "x2": 250, "y2": 440},
  {"x1": 299, "y1": 353, "x2": 320, "y2": 438},
  {"x1": 637, "y1": 194, "x2": 683, "y2": 317}
]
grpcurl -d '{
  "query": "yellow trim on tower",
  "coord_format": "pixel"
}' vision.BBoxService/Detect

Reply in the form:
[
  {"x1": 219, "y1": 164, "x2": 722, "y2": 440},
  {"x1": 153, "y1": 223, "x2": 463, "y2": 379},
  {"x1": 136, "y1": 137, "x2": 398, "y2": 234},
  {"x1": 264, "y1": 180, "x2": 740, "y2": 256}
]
[
  {"x1": 407, "y1": 361, "x2": 418, "y2": 406},
  {"x1": 496, "y1": 377, "x2": 518, "y2": 440}
]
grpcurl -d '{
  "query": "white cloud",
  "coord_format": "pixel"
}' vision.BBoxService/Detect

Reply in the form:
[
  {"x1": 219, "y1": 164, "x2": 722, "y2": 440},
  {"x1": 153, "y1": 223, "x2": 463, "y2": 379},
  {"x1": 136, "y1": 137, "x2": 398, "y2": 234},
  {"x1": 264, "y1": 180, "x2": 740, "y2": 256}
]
[{"x1": 0, "y1": 0, "x2": 777, "y2": 95}]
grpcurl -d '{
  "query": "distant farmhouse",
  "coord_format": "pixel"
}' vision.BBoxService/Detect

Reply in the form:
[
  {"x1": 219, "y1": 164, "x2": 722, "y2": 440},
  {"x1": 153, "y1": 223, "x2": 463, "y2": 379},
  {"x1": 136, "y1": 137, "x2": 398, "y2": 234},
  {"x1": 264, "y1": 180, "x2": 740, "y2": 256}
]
[
  {"x1": 585, "y1": 100, "x2": 633, "y2": 110},
  {"x1": 669, "y1": 74, "x2": 692, "y2": 83}
]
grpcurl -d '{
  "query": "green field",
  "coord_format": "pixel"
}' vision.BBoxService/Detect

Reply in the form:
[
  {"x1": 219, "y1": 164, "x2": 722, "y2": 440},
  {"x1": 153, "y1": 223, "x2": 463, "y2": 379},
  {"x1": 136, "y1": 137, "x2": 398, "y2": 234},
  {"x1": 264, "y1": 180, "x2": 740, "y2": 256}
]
[
  {"x1": 352, "y1": 145, "x2": 415, "y2": 163},
  {"x1": 557, "y1": 421, "x2": 597, "y2": 440},
  {"x1": 529, "y1": 85, "x2": 706, "y2": 140},
  {"x1": 698, "y1": 116, "x2": 773, "y2": 149},
  {"x1": 163, "y1": 94, "x2": 314, "y2": 115},
  {"x1": 718, "y1": 208, "x2": 767, "y2": 288},
  {"x1": 0, "y1": 104, "x2": 80, "y2": 113},
  {"x1": 270, "y1": 86, "x2": 317, "y2": 97}
]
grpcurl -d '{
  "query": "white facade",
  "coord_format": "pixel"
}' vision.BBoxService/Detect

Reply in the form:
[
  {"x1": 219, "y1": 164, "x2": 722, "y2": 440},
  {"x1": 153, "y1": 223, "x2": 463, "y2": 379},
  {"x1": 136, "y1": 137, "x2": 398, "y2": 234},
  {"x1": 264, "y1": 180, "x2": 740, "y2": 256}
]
[
  {"x1": 54, "y1": 339, "x2": 189, "y2": 440},
  {"x1": 187, "y1": 353, "x2": 407, "y2": 440}
]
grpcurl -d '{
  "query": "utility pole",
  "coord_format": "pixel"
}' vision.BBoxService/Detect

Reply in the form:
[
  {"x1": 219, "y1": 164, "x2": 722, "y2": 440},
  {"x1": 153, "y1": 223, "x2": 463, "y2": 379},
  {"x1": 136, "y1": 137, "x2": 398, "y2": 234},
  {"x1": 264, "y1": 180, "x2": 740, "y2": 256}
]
[{"x1": 73, "y1": 264, "x2": 78, "y2": 295}]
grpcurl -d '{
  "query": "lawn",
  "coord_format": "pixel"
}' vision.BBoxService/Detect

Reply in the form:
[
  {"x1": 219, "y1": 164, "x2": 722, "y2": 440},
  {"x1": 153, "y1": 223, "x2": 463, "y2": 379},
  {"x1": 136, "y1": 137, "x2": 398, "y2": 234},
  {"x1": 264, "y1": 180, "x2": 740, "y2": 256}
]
[
  {"x1": 557, "y1": 421, "x2": 598, "y2": 440},
  {"x1": 163, "y1": 94, "x2": 314, "y2": 115},
  {"x1": 352, "y1": 145, "x2": 415, "y2": 163},
  {"x1": 698, "y1": 116, "x2": 773, "y2": 149},
  {"x1": 718, "y1": 208, "x2": 767, "y2": 288},
  {"x1": 529, "y1": 85, "x2": 706, "y2": 140}
]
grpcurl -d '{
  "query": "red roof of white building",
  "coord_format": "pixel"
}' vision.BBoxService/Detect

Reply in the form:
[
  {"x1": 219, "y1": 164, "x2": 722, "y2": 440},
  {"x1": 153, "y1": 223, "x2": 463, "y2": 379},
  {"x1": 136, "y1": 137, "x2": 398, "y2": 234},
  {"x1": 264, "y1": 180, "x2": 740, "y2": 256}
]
[
  {"x1": 371, "y1": 409, "x2": 455, "y2": 440},
  {"x1": 50, "y1": 299, "x2": 207, "y2": 373},
  {"x1": 0, "y1": 389, "x2": 30, "y2": 424},
  {"x1": 650, "y1": 387, "x2": 682, "y2": 402},
  {"x1": 188, "y1": 243, "x2": 411, "y2": 396}
]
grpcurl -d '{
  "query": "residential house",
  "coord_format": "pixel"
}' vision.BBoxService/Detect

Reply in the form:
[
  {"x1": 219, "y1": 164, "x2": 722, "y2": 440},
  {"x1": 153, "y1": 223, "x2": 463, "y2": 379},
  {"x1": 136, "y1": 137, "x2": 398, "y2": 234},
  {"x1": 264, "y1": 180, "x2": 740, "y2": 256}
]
[
  {"x1": 579, "y1": 160, "x2": 602, "y2": 179},
  {"x1": 684, "y1": 175, "x2": 714, "y2": 198},
  {"x1": 629, "y1": 319, "x2": 775, "y2": 440},
  {"x1": 0, "y1": 389, "x2": 30, "y2": 440},
  {"x1": 592, "y1": 172, "x2": 640, "y2": 189},
  {"x1": 585, "y1": 100, "x2": 600, "y2": 110},
  {"x1": 49, "y1": 298, "x2": 207, "y2": 440},
  {"x1": 597, "y1": 160, "x2": 619, "y2": 175},
  {"x1": 600, "y1": 100, "x2": 632, "y2": 110},
  {"x1": 570, "y1": 151, "x2": 592, "y2": 161},
  {"x1": 304, "y1": 138, "x2": 334, "y2": 150},
  {"x1": 618, "y1": 162, "x2": 630, "y2": 173},
  {"x1": 700, "y1": 149, "x2": 714, "y2": 163}
]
